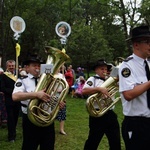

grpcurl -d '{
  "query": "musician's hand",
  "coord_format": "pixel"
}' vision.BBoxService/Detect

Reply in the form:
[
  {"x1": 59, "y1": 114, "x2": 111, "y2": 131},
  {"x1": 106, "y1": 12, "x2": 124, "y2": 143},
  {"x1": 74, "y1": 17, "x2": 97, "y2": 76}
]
[
  {"x1": 99, "y1": 87, "x2": 110, "y2": 98},
  {"x1": 36, "y1": 89, "x2": 50, "y2": 102},
  {"x1": 59, "y1": 101, "x2": 66, "y2": 109}
]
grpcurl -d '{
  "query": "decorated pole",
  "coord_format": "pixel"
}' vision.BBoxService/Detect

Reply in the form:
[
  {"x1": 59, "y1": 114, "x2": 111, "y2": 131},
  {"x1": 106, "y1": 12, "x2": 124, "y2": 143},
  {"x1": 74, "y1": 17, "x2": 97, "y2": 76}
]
[
  {"x1": 55, "y1": 21, "x2": 71, "y2": 53},
  {"x1": 10, "y1": 16, "x2": 26, "y2": 78}
]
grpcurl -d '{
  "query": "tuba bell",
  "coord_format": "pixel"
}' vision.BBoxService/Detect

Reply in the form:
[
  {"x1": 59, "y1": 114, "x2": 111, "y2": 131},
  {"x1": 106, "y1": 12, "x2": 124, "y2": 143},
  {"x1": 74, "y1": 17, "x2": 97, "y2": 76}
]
[
  {"x1": 86, "y1": 57, "x2": 124, "y2": 117},
  {"x1": 27, "y1": 46, "x2": 71, "y2": 127}
]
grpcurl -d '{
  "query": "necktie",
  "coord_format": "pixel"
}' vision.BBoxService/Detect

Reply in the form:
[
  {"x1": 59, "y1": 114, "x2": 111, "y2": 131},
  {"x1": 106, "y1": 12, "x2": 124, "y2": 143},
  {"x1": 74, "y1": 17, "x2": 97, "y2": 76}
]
[
  {"x1": 33, "y1": 77, "x2": 38, "y2": 86},
  {"x1": 144, "y1": 60, "x2": 150, "y2": 108}
]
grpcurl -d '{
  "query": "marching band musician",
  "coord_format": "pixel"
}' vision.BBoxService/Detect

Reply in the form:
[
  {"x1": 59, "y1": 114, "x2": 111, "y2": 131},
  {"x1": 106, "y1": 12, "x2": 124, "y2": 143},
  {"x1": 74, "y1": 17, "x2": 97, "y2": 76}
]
[
  {"x1": 119, "y1": 25, "x2": 150, "y2": 150},
  {"x1": 12, "y1": 55, "x2": 65, "y2": 150},
  {"x1": 82, "y1": 59, "x2": 121, "y2": 150},
  {"x1": 0, "y1": 60, "x2": 21, "y2": 142}
]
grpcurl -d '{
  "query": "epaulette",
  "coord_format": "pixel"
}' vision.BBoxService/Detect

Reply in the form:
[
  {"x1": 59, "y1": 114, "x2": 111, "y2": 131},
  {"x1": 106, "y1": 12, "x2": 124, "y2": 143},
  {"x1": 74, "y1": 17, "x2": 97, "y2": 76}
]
[
  {"x1": 19, "y1": 75, "x2": 28, "y2": 80},
  {"x1": 124, "y1": 57, "x2": 133, "y2": 62}
]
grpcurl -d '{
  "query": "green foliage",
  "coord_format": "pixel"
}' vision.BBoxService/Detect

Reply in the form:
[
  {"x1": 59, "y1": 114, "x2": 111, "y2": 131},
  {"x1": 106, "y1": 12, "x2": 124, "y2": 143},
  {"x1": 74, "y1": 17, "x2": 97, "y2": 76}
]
[
  {"x1": 0, "y1": 0, "x2": 149, "y2": 69},
  {"x1": 0, "y1": 95, "x2": 125, "y2": 150},
  {"x1": 69, "y1": 20, "x2": 113, "y2": 68},
  {"x1": 140, "y1": 0, "x2": 150, "y2": 25}
]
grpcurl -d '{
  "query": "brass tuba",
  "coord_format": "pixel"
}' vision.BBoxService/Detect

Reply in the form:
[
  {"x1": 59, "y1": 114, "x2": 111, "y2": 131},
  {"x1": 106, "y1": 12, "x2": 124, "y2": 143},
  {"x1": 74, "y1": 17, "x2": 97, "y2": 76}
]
[
  {"x1": 27, "y1": 46, "x2": 71, "y2": 127},
  {"x1": 86, "y1": 57, "x2": 124, "y2": 117}
]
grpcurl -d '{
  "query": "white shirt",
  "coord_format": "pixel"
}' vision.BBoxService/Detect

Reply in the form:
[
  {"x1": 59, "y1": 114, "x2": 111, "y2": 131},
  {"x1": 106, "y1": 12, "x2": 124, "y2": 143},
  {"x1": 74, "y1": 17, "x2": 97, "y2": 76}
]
[
  {"x1": 83, "y1": 75, "x2": 104, "y2": 89},
  {"x1": 119, "y1": 53, "x2": 150, "y2": 117},
  {"x1": 83, "y1": 75, "x2": 106, "y2": 109},
  {"x1": 13, "y1": 73, "x2": 38, "y2": 114}
]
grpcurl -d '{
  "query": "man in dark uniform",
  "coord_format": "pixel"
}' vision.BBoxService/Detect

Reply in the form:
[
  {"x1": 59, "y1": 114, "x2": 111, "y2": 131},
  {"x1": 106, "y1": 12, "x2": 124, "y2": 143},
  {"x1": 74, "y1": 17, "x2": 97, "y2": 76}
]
[
  {"x1": 0, "y1": 67, "x2": 7, "y2": 126},
  {"x1": 12, "y1": 56, "x2": 65, "y2": 150},
  {"x1": 0, "y1": 60, "x2": 21, "y2": 142}
]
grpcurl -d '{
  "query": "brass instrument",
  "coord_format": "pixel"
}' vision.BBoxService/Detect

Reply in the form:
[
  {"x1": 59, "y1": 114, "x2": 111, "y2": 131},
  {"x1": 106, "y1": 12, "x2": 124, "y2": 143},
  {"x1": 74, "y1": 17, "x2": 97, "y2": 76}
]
[
  {"x1": 86, "y1": 57, "x2": 124, "y2": 117},
  {"x1": 27, "y1": 46, "x2": 71, "y2": 127}
]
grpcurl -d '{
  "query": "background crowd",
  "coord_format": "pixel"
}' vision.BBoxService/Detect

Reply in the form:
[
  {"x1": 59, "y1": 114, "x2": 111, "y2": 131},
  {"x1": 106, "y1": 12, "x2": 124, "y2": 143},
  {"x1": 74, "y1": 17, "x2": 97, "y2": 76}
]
[{"x1": 0, "y1": 24, "x2": 150, "y2": 150}]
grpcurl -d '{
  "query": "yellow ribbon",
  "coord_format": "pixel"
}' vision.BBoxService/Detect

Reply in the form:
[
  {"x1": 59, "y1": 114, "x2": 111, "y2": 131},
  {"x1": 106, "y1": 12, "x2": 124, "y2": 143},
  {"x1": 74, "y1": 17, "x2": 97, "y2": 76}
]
[
  {"x1": 16, "y1": 43, "x2": 21, "y2": 57},
  {"x1": 62, "y1": 48, "x2": 66, "y2": 53}
]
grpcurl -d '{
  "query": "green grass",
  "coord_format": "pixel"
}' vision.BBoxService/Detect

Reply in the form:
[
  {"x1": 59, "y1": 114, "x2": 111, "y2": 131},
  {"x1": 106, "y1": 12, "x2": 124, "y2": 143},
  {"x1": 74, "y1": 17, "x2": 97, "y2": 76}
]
[{"x1": 0, "y1": 95, "x2": 125, "y2": 150}]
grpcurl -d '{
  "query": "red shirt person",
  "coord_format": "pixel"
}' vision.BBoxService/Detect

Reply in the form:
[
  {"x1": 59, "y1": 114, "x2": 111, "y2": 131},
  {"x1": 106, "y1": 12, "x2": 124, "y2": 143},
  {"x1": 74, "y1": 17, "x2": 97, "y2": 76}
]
[{"x1": 65, "y1": 66, "x2": 74, "y2": 93}]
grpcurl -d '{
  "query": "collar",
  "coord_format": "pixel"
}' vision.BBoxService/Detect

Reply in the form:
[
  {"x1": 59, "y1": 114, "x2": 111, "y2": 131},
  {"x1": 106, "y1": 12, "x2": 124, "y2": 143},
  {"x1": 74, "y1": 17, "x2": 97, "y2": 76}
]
[
  {"x1": 93, "y1": 75, "x2": 105, "y2": 81},
  {"x1": 28, "y1": 73, "x2": 35, "y2": 79},
  {"x1": 5, "y1": 70, "x2": 15, "y2": 75},
  {"x1": 27, "y1": 73, "x2": 40, "y2": 79},
  {"x1": 132, "y1": 53, "x2": 145, "y2": 66}
]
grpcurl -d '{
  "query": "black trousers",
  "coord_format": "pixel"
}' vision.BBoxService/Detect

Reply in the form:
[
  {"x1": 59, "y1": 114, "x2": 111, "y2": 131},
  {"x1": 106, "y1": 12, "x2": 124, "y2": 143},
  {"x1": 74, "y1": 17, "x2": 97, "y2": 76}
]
[
  {"x1": 122, "y1": 116, "x2": 150, "y2": 150},
  {"x1": 84, "y1": 110, "x2": 121, "y2": 150},
  {"x1": 5, "y1": 102, "x2": 20, "y2": 141},
  {"x1": 22, "y1": 114, "x2": 55, "y2": 150}
]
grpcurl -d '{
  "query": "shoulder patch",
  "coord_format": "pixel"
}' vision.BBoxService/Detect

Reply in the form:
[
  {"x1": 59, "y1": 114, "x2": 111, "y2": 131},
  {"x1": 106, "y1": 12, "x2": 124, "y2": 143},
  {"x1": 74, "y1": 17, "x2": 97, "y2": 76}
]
[
  {"x1": 15, "y1": 82, "x2": 22, "y2": 87},
  {"x1": 19, "y1": 76, "x2": 28, "y2": 80},
  {"x1": 121, "y1": 68, "x2": 131, "y2": 78},
  {"x1": 87, "y1": 81, "x2": 93, "y2": 86},
  {"x1": 124, "y1": 57, "x2": 133, "y2": 62}
]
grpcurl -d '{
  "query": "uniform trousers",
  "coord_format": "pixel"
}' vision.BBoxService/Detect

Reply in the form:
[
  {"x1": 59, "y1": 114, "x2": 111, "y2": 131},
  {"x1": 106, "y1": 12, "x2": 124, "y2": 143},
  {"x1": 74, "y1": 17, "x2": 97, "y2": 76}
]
[
  {"x1": 122, "y1": 116, "x2": 150, "y2": 150},
  {"x1": 0, "y1": 92, "x2": 7, "y2": 123},
  {"x1": 22, "y1": 114, "x2": 55, "y2": 150},
  {"x1": 84, "y1": 110, "x2": 121, "y2": 150},
  {"x1": 5, "y1": 102, "x2": 20, "y2": 141}
]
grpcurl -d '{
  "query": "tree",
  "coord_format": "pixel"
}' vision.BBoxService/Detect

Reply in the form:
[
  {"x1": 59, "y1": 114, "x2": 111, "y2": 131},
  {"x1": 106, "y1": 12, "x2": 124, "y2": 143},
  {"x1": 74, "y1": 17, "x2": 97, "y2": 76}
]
[
  {"x1": 140, "y1": 0, "x2": 150, "y2": 25},
  {"x1": 0, "y1": 0, "x2": 149, "y2": 71}
]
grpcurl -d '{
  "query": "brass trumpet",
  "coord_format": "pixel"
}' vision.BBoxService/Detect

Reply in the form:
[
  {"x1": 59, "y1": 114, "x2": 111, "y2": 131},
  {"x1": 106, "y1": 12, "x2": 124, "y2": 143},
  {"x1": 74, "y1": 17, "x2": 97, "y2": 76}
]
[
  {"x1": 86, "y1": 57, "x2": 124, "y2": 117},
  {"x1": 86, "y1": 77, "x2": 121, "y2": 117},
  {"x1": 27, "y1": 46, "x2": 71, "y2": 127}
]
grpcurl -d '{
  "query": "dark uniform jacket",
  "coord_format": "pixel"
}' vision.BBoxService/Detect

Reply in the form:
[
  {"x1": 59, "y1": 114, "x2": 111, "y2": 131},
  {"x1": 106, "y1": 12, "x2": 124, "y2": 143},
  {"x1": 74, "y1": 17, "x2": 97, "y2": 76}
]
[{"x1": 0, "y1": 72, "x2": 17, "y2": 105}]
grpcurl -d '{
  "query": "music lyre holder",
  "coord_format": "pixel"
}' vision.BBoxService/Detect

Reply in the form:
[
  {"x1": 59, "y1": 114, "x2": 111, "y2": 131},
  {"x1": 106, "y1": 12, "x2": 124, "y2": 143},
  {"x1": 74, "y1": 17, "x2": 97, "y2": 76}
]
[
  {"x1": 55, "y1": 21, "x2": 71, "y2": 45},
  {"x1": 10, "y1": 16, "x2": 26, "y2": 78}
]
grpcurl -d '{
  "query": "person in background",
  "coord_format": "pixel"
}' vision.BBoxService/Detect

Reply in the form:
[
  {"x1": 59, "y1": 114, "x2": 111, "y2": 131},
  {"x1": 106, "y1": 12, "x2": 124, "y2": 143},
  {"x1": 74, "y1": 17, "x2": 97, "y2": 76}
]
[
  {"x1": 74, "y1": 76, "x2": 86, "y2": 98},
  {"x1": 69, "y1": 64, "x2": 76, "y2": 82},
  {"x1": 19, "y1": 65, "x2": 27, "y2": 76},
  {"x1": 82, "y1": 59, "x2": 121, "y2": 150},
  {"x1": 119, "y1": 25, "x2": 150, "y2": 150},
  {"x1": 64, "y1": 66, "x2": 74, "y2": 94},
  {"x1": 106, "y1": 63, "x2": 114, "y2": 77},
  {"x1": 0, "y1": 60, "x2": 21, "y2": 142},
  {"x1": 12, "y1": 55, "x2": 66, "y2": 150},
  {"x1": 76, "y1": 67, "x2": 85, "y2": 79},
  {"x1": 18, "y1": 65, "x2": 22, "y2": 73},
  {"x1": 55, "y1": 66, "x2": 67, "y2": 135},
  {"x1": 0, "y1": 67, "x2": 4, "y2": 73},
  {"x1": 0, "y1": 67, "x2": 7, "y2": 127}
]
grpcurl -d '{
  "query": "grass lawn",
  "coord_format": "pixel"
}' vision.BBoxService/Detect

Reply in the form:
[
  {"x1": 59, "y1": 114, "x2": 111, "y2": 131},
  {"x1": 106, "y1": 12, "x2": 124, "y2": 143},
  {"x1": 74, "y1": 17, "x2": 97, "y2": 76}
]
[{"x1": 0, "y1": 95, "x2": 125, "y2": 150}]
